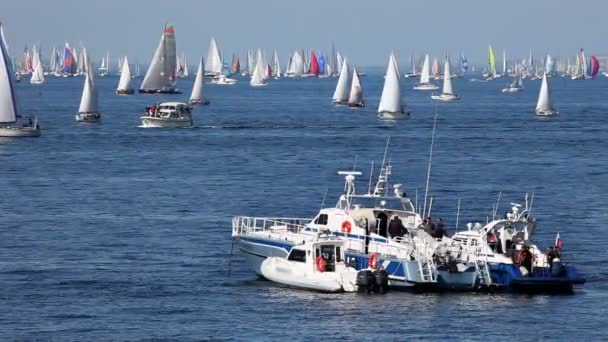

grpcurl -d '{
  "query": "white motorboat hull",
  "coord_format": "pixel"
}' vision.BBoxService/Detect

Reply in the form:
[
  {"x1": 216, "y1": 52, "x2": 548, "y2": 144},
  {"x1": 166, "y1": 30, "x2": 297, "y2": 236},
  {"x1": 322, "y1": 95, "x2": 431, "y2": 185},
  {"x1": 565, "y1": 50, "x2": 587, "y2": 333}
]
[
  {"x1": 535, "y1": 109, "x2": 558, "y2": 116},
  {"x1": 260, "y1": 257, "x2": 357, "y2": 293},
  {"x1": 250, "y1": 82, "x2": 268, "y2": 87},
  {"x1": 140, "y1": 116, "x2": 193, "y2": 128},
  {"x1": 413, "y1": 83, "x2": 439, "y2": 90},
  {"x1": 0, "y1": 125, "x2": 41, "y2": 137},
  {"x1": 189, "y1": 99, "x2": 210, "y2": 106},
  {"x1": 502, "y1": 87, "x2": 522, "y2": 93},
  {"x1": 431, "y1": 94, "x2": 460, "y2": 101},
  {"x1": 378, "y1": 110, "x2": 410, "y2": 120},
  {"x1": 75, "y1": 112, "x2": 101, "y2": 122}
]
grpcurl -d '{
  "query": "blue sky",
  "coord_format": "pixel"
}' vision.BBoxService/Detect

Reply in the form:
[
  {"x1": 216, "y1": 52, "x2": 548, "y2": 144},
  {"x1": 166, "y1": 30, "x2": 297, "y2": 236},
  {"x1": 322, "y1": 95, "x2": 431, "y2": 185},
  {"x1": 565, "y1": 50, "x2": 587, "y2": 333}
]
[{"x1": 2, "y1": 0, "x2": 605, "y2": 67}]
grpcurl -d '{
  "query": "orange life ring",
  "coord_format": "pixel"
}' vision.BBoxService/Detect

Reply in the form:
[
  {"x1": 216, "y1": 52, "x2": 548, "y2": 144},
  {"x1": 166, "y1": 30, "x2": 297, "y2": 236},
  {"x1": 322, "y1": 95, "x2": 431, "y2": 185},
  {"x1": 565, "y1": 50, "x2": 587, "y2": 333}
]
[
  {"x1": 316, "y1": 256, "x2": 326, "y2": 272},
  {"x1": 368, "y1": 253, "x2": 379, "y2": 269},
  {"x1": 341, "y1": 220, "x2": 352, "y2": 234}
]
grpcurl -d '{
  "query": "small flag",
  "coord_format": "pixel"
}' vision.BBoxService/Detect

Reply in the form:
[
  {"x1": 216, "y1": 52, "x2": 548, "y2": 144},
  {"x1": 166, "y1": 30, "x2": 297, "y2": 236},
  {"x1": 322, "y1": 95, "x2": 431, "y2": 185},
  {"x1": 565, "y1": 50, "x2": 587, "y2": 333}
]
[{"x1": 555, "y1": 233, "x2": 563, "y2": 249}]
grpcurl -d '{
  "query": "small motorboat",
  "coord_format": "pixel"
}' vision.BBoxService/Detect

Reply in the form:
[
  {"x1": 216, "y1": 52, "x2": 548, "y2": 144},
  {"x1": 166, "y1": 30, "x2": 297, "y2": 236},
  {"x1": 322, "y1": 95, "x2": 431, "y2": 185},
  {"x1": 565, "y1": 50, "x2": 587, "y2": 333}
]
[
  {"x1": 140, "y1": 102, "x2": 193, "y2": 128},
  {"x1": 208, "y1": 75, "x2": 237, "y2": 85},
  {"x1": 260, "y1": 235, "x2": 358, "y2": 293}
]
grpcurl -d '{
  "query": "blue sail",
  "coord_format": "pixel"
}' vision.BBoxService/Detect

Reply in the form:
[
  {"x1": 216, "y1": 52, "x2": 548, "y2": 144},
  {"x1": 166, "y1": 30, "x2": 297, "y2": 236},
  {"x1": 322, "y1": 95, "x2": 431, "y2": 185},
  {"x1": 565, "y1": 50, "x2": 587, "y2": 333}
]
[{"x1": 318, "y1": 55, "x2": 326, "y2": 74}]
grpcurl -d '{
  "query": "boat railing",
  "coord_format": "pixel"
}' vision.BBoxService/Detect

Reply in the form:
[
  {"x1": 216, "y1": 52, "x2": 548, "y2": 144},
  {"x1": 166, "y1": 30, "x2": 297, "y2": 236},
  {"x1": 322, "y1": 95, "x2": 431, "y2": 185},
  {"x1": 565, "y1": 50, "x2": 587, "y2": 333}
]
[{"x1": 232, "y1": 216, "x2": 312, "y2": 237}]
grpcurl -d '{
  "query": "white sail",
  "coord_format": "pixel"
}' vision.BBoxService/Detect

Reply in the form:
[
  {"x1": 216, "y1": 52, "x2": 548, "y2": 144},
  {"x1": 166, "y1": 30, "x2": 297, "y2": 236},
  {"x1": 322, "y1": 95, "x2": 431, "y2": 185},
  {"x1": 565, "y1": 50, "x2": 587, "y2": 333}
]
[
  {"x1": 116, "y1": 56, "x2": 132, "y2": 91},
  {"x1": 78, "y1": 49, "x2": 99, "y2": 113},
  {"x1": 348, "y1": 67, "x2": 363, "y2": 105},
  {"x1": 205, "y1": 38, "x2": 222, "y2": 75},
  {"x1": 291, "y1": 50, "x2": 304, "y2": 76},
  {"x1": 420, "y1": 54, "x2": 431, "y2": 83},
  {"x1": 250, "y1": 54, "x2": 266, "y2": 86},
  {"x1": 536, "y1": 73, "x2": 553, "y2": 113},
  {"x1": 332, "y1": 59, "x2": 350, "y2": 103},
  {"x1": 30, "y1": 48, "x2": 45, "y2": 84},
  {"x1": 140, "y1": 24, "x2": 177, "y2": 91},
  {"x1": 190, "y1": 57, "x2": 205, "y2": 101},
  {"x1": 272, "y1": 50, "x2": 281, "y2": 77},
  {"x1": 255, "y1": 49, "x2": 265, "y2": 80},
  {"x1": 183, "y1": 56, "x2": 189, "y2": 77},
  {"x1": 442, "y1": 58, "x2": 453, "y2": 95},
  {"x1": 0, "y1": 23, "x2": 18, "y2": 123},
  {"x1": 336, "y1": 52, "x2": 344, "y2": 72},
  {"x1": 378, "y1": 54, "x2": 402, "y2": 113}
]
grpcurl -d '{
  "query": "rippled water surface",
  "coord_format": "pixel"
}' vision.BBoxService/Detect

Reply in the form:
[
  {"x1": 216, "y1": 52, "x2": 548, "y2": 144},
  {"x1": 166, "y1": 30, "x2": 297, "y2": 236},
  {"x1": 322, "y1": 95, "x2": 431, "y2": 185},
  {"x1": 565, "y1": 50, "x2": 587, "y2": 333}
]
[{"x1": 1, "y1": 72, "x2": 607, "y2": 341}]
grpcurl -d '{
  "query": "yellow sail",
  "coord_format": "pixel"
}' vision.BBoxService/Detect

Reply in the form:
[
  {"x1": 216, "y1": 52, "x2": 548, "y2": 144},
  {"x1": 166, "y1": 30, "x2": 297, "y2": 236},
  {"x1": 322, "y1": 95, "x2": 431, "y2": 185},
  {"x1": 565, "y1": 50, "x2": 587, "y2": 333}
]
[{"x1": 488, "y1": 45, "x2": 496, "y2": 77}]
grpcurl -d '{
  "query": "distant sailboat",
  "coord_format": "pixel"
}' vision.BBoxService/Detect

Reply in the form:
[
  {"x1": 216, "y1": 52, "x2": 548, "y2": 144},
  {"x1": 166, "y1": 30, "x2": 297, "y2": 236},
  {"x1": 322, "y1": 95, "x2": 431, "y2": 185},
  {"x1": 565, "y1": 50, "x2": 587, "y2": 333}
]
[
  {"x1": 535, "y1": 73, "x2": 557, "y2": 116},
  {"x1": 431, "y1": 57, "x2": 441, "y2": 80},
  {"x1": 76, "y1": 49, "x2": 102, "y2": 122},
  {"x1": 502, "y1": 75, "x2": 524, "y2": 93},
  {"x1": 250, "y1": 50, "x2": 267, "y2": 87},
  {"x1": 303, "y1": 51, "x2": 319, "y2": 77},
  {"x1": 116, "y1": 56, "x2": 134, "y2": 94},
  {"x1": 403, "y1": 53, "x2": 417, "y2": 78},
  {"x1": 485, "y1": 45, "x2": 498, "y2": 79},
  {"x1": 189, "y1": 57, "x2": 210, "y2": 105},
  {"x1": 30, "y1": 47, "x2": 45, "y2": 84},
  {"x1": 139, "y1": 24, "x2": 180, "y2": 94},
  {"x1": 272, "y1": 50, "x2": 281, "y2": 78},
  {"x1": 378, "y1": 53, "x2": 408, "y2": 119},
  {"x1": 331, "y1": 59, "x2": 350, "y2": 104},
  {"x1": 348, "y1": 67, "x2": 365, "y2": 107},
  {"x1": 0, "y1": 22, "x2": 40, "y2": 137},
  {"x1": 589, "y1": 56, "x2": 600, "y2": 78},
  {"x1": 413, "y1": 54, "x2": 438, "y2": 90},
  {"x1": 431, "y1": 56, "x2": 460, "y2": 101},
  {"x1": 99, "y1": 50, "x2": 110, "y2": 77},
  {"x1": 205, "y1": 38, "x2": 223, "y2": 77}
]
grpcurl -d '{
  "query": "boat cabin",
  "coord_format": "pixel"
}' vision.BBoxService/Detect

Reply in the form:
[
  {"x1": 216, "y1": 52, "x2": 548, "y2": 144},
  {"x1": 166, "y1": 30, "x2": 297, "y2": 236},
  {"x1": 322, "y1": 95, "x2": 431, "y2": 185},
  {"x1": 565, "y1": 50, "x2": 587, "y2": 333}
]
[
  {"x1": 287, "y1": 237, "x2": 346, "y2": 273},
  {"x1": 144, "y1": 102, "x2": 191, "y2": 119}
]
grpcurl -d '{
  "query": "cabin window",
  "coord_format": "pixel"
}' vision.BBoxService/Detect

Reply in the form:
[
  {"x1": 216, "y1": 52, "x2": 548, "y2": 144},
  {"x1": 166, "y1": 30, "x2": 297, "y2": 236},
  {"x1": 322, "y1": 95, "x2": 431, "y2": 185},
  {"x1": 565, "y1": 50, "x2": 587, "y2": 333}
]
[
  {"x1": 287, "y1": 249, "x2": 306, "y2": 263},
  {"x1": 314, "y1": 214, "x2": 328, "y2": 225},
  {"x1": 335, "y1": 247, "x2": 342, "y2": 263},
  {"x1": 470, "y1": 239, "x2": 478, "y2": 246}
]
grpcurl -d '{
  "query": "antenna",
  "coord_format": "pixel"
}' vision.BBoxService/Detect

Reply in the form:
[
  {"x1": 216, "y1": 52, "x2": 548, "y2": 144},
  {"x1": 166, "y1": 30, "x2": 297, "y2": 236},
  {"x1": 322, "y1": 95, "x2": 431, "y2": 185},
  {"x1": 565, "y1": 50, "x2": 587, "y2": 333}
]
[
  {"x1": 319, "y1": 188, "x2": 328, "y2": 212},
  {"x1": 380, "y1": 137, "x2": 390, "y2": 170},
  {"x1": 352, "y1": 155, "x2": 358, "y2": 171},
  {"x1": 367, "y1": 161, "x2": 374, "y2": 195},
  {"x1": 492, "y1": 191, "x2": 502, "y2": 219},
  {"x1": 455, "y1": 197, "x2": 461, "y2": 232},
  {"x1": 422, "y1": 110, "x2": 438, "y2": 218}
]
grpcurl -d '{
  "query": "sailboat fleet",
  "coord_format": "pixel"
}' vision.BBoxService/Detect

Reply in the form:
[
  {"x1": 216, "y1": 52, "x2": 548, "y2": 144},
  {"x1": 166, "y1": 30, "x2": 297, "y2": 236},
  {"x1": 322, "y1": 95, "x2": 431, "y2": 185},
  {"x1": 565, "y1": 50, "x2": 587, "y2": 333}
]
[{"x1": 0, "y1": 18, "x2": 600, "y2": 131}]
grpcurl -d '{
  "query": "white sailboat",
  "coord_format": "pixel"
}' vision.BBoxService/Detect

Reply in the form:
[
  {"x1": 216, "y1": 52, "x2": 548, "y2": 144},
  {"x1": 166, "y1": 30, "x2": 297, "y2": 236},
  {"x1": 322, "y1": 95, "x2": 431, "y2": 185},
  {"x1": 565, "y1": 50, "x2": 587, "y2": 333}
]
[
  {"x1": 502, "y1": 75, "x2": 524, "y2": 93},
  {"x1": 331, "y1": 59, "x2": 350, "y2": 104},
  {"x1": 98, "y1": 50, "x2": 110, "y2": 77},
  {"x1": 413, "y1": 54, "x2": 438, "y2": 90},
  {"x1": 205, "y1": 38, "x2": 222, "y2": 77},
  {"x1": 378, "y1": 53, "x2": 408, "y2": 119},
  {"x1": 431, "y1": 57, "x2": 460, "y2": 101},
  {"x1": 272, "y1": 50, "x2": 281, "y2": 79},
  {"x1": 76, "y1": 49, "x2": 101, "y2": 122},
  {"x1": 30, "y1": 47, "x2": 45, "y2": 84},
  {"x1": 535, "y1": 73, "x2": 557, "y2": 116},
  {"x1": 250, "y1": 51, "x2": 267, "y2": 87},
  {"x1": 347, "y1": 67, "x2": 364, "y2": 107},
  {"x1": 0, "y1": 23, "x2": 40, "y2": 137},
  {"x1": 139, "y1": 24, "x2": 180, "y2": 94},
  {"x1": 189, "y1": 57, "x2": 210, "y2": 105},
  {"x1": 116, "y1": 56, "x2": 134, "y2": 94}
]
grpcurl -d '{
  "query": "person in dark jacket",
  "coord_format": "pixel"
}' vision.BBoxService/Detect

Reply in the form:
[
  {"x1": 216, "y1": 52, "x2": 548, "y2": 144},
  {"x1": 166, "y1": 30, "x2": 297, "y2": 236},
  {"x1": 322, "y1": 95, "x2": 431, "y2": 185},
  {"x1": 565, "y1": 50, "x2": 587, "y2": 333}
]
[
  {"x1": 388, "y1": 216, "x2": 408, "y2": 239},
  {"x1": 431, "y1": 218, "x2": 447, "y2": 239},
  {"x1": 547, "y1": 246, "x2": 560, "y2": 273},
  {"x1": 377, "y1": 212, "x2": 388, "y2": 237}
]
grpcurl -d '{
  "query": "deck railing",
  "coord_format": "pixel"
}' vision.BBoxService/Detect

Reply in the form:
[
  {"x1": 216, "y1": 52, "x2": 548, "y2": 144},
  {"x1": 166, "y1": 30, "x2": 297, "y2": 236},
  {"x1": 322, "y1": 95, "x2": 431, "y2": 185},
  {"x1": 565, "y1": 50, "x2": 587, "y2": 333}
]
[{"x1": 232, "y1": 216, "x2": 312, "y2": 237}]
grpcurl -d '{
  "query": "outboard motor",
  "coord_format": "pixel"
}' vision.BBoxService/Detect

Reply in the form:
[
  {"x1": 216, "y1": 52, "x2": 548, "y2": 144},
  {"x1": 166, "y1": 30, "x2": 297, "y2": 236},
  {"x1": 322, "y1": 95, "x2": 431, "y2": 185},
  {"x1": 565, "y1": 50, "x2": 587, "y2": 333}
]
[
  {"x1": 356, "y1": 270, "x2": 375, "y2": 293},
  {"x1": 551, "y1": 258, "x2": 564, "y2": 277},
  {"x1": 374, "y1": 269, "x2": 389, "y2": 294}
]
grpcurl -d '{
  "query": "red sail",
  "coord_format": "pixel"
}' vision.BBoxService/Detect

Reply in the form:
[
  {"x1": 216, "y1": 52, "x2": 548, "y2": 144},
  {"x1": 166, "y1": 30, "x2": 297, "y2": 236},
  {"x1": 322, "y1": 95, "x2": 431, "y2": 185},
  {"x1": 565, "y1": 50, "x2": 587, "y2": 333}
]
[
  {"x1": 590, "y1": 56, "x2": 600, "y2": 78},
  {"x1": 235, "y1": 58, "x2": 240, "y2": 73},
  {"x1": 309, "y1": 51, "x2": 319, "y2": 76}
]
